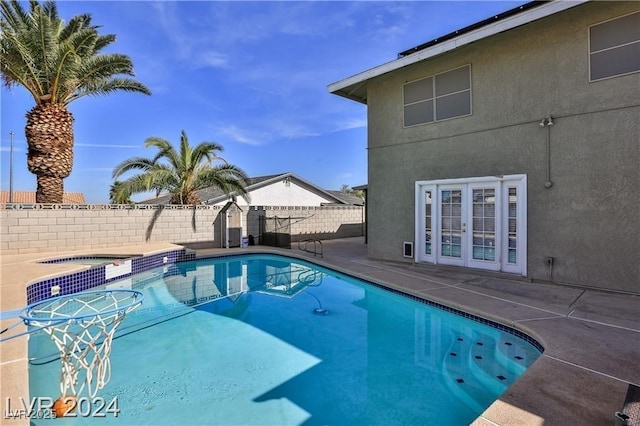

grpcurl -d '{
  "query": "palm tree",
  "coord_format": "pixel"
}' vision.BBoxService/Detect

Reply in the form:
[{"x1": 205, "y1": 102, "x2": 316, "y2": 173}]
[
  {"x1": 109, "y1": 180, "x2": 131, "y2": 204},
  {"x1": 0, "y1": 0, "x2": 151, "y2": 203},
  {"x1": 341, "y1": 184, "x2": 365, "y2": 201},
  {"x1": 112, "y1": 130, "x2": 249, "y2": 205}
]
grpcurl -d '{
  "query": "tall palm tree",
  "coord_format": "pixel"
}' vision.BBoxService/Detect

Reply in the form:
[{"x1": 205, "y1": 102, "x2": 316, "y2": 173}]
[
  {"x1": 112, "y1": 130, "x2": 250, "y2": 205},
  {"x1": 0, "y1": 0, "x2": 151, "y2": 203}
]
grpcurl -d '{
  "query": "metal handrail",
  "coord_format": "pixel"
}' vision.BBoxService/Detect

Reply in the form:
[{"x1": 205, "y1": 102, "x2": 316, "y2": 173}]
[{"x1": 298, "y1": 239, "x2": 323, "y2": 257}]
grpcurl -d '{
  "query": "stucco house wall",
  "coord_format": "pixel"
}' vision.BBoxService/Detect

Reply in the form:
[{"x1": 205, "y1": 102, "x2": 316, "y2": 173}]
[{"x1": 351, "y1": 2, "x2": 639, "y2": 293}]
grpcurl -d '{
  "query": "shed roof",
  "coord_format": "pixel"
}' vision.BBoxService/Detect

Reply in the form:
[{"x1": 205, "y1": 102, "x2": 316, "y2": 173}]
[{"x1": 325, "y1": 190, "x2": 365, "y2": 206}]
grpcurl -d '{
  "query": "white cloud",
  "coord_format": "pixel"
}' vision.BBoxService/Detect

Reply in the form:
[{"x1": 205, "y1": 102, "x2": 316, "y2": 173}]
[
  {"x1": 216, "y1": 124, "x2": 265, "y2": 146},
  {"x1": 334, "y1": 118, "x2": 367, "y2": 132},
  {"x1": 197, "y1": 52, "x2": 230, "y2": 69},
  {"x1": 215, "y1": 117, "x2": 325, "y2": 147},
  {"x1": 77, "y1": 167, "x2": 114, "y2": 173},
  {"x1": 149, "y1": 2, "x2": 230, "y2": 71},
  {"x1": 0, "y1": 146, "x2": 24, "y2": 152}
]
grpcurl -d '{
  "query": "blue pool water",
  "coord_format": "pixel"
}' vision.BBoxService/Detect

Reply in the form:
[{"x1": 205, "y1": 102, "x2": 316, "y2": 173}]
[{"x1": 28, "y1": 254, "x2": 542, "y2": 425}]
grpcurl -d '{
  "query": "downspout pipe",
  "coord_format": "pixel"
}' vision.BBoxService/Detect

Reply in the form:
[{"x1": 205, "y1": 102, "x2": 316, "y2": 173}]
[{"x1": 540, "y1": 116, "x2": 554, "y2": 188}]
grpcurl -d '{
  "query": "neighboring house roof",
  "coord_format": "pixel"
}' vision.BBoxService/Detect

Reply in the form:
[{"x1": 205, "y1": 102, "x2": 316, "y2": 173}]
[
  {"x1": 328, "y1": 0, "x2": 588, "y2": 103},
  {"x1": 139, "y1": 172, "x2": 359, "y2": 206},
  {"x1": 326, "y1": 190, "x2": 365, "y2": 206},
  {"x1": 0, "y1": 191, "x2": 87, "y2": 204}
]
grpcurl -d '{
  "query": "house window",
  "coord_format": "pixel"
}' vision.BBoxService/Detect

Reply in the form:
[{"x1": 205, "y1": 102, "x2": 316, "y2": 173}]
[
  {"x1": 589, "y1": 11, "x2": 640, "y2": 81},
  {"x1": 403, "y1": 65, "x2": 471, "y2": 127}
]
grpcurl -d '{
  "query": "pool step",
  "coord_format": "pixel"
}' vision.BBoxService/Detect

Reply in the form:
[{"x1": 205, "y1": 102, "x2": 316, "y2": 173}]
[{"x1": 443, "y1": 331, "x2": 522, "y2": 412}]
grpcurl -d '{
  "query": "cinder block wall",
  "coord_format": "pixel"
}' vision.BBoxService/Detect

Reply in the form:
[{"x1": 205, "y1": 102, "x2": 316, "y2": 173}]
[
  {"x1": 245, "y1": 206, "x2": 365, "y2": 242},
  {"x1": 0, "y1": 204, "x2": 364, "y2": 254}
]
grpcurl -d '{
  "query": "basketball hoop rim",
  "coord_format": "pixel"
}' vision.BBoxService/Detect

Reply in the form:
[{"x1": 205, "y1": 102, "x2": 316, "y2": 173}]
[{"x1": 20, "y1": 289, "x2": 144, "y2": 325}]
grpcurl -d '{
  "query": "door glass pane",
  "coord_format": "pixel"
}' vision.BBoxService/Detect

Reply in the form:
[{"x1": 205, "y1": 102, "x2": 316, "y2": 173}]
[
  {"x1": 425, "y1": 191, "x2": 432, "y2": 255},
  {"x1": 507, "y1": 187, "x2": 517, "y2": 264},
  {"x1": 472, "y1": 188, "x2": 496, "y2": 261},
  {"x1": 441, "y1": 189, "x2": 462, "y2": 258}
]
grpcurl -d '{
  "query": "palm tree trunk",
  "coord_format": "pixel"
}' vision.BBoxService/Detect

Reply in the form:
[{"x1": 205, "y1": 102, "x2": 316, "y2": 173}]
[
  {"x1": 25, "y1": 104, "x2": 75, "y2": 203},
  {"x1": 35, "y1": 176, "x2": 65, "y2": 204}
]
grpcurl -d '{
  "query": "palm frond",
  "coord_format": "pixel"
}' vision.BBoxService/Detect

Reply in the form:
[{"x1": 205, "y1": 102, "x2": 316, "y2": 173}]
[
  {"x1": 1, "y1": 1, "x2": 28, "y2": 29},
  {"x1": 112, "y1": 157, "x2": 155, "y2": 179},
  {"x1": 67, "y1": 78, "x2": 151, "y2": 103},
  {"x1": 191, "y1": 141, "x2": 226, "y2": 165},
  {"x1": 93, "y1": 33, "x2": 116, "y2": 52},
  {"x1": 40, "y1": 0, "x2": 59, "y2": 22},
  {"x1": 58, "y1": 13, "x2": 92, "y2": 43},
  {"x1": 197, "y1": 164, "x2": 251, "y2": 202},
  {"x1": 0, "y1": 0, "x2": 150, "y2": 105}
]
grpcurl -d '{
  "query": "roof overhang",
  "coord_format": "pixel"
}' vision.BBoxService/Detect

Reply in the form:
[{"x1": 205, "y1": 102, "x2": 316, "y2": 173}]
[
  {"x1": 327, "y1": 0, "x2": 588, "y2": 104},
  {"x1": 204, "y1": 172, "x2": 347, "y2": 205}
]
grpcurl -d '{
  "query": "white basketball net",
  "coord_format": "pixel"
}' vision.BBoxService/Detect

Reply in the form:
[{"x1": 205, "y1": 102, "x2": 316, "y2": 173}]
[{"x1": 23, "y1": 291, "x2": 142, "y2": 399}]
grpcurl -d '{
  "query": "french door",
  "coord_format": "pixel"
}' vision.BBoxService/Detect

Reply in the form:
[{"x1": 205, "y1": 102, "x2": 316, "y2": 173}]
[{"x1": 416, "y1": 175, "x2": 526, "y2": 275}]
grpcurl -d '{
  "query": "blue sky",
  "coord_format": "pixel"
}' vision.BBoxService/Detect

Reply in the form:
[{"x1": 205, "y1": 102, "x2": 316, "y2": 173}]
[{"x1": 1, "y1": 1, "x2": 524, "y2": 203}]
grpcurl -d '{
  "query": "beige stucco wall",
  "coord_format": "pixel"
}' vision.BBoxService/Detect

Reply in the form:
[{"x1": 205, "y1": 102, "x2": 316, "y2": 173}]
[
  {"x1": 0, "y1": 205, "x2": 364, "y2": 255},
  {"x1": 364, "y1": 2, "x2": 640, "y2": 293}
]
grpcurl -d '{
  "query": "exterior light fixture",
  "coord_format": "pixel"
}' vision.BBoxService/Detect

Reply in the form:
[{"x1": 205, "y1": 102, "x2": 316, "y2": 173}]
[{"x1": 539, "y1": 116, "x2": 554, "y2": 127}]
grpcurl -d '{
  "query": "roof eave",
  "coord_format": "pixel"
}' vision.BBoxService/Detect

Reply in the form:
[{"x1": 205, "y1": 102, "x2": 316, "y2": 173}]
[
  {"x1": 203, "y1": 172, "x2": 347, "y2": 205},
  {"x1": 327, "y1": 0, "x2": 588, "y2": 102}
]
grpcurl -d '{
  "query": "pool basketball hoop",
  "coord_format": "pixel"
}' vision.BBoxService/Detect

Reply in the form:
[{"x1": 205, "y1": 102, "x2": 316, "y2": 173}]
[{"x1": 19, "y1": 290, "x2": 143, "y2": 414}]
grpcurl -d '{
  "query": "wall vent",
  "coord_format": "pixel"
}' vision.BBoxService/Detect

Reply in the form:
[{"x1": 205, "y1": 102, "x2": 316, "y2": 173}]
[{"x1": 403, "y1": 241, "x2": 414, "y2": 258}]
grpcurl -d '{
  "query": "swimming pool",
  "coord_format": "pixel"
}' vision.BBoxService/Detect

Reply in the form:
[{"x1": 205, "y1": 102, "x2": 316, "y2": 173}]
[{"x1": 28, "y1": 253, "x2": 542, "y2": 425}]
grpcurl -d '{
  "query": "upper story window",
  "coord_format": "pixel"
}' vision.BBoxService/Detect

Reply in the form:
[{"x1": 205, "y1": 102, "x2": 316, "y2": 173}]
[
  {"x1": 403, "y1": 65, "x2": 471, "y2": 127},
  {"x1": 589, "y1": 11, "x2": 640, "y2": 81}
]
